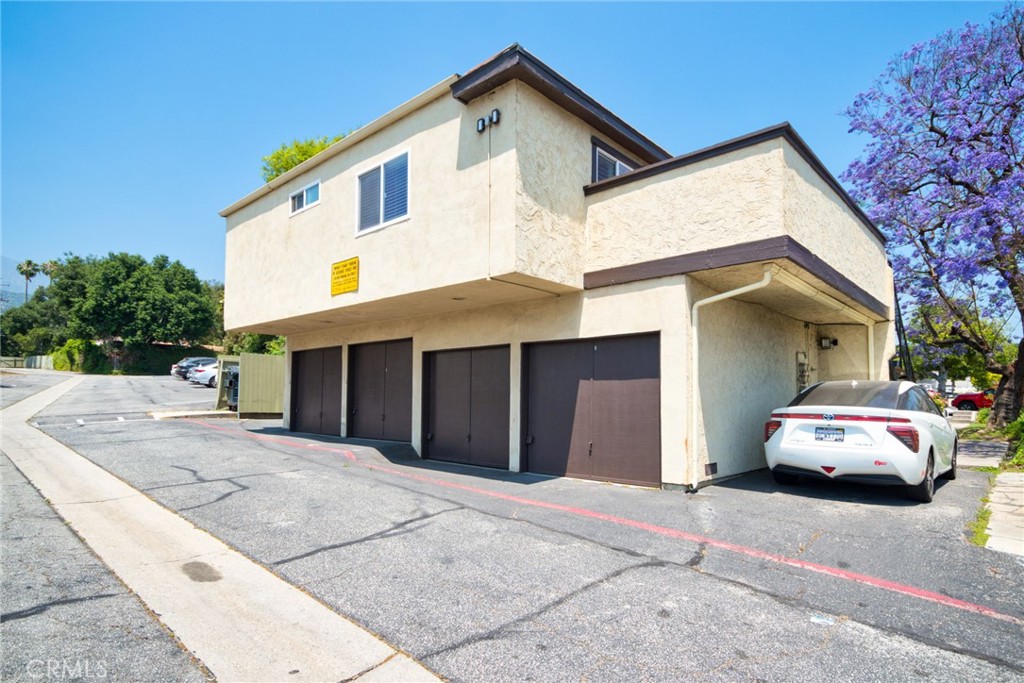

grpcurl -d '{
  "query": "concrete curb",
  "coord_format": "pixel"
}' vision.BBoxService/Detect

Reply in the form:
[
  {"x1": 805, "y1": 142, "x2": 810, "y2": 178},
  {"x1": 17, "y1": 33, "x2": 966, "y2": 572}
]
[{"x1": 1, "y1": 378, "x2": 440, "y2": 682}]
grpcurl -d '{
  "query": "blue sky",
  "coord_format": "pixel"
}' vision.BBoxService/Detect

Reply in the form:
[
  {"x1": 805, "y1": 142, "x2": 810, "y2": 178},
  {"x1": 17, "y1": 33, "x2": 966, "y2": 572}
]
[{"x1": 1, "y1": 1, "x2": 1004, "y2": 293}]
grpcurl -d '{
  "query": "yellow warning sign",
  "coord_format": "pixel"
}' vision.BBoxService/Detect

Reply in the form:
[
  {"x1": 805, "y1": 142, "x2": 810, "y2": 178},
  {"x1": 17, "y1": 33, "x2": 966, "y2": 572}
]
[{"x1": 331, "y1": 257, "x2": 359, "y2": 296}]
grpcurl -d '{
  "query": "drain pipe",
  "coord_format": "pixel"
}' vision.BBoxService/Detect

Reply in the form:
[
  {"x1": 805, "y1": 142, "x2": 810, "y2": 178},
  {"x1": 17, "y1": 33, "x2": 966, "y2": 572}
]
[
  {"x1": 688, "y1": 264, "x2": 779, "y2": 490},
  {"x1": 866, "y1": 321, "x2": 875, "y2": 380}
]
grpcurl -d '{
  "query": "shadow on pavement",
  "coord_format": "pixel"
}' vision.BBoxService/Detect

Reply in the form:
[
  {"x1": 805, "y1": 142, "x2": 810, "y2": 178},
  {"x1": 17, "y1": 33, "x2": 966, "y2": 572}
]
[
  {"x1": 715, "y1": 468, "x2": 949, "y2": 507},
  {"x1": 241, "y1": 423, "x2": 551, "y2": 487}
]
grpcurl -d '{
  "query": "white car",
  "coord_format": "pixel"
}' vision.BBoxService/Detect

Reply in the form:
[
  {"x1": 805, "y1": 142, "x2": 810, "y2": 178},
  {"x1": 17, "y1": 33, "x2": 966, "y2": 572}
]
[
  {"x1": 764, "y1": 380, "x2": 957, "y2": 502},
  {"x1": 188, "y1": 363, "x2": 219, "y2": 388}
]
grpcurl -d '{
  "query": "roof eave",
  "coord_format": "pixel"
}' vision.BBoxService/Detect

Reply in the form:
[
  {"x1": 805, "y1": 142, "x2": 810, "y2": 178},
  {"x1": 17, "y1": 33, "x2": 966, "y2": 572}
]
[{"x1": 450, "y1": 44, "x2": 671, "y2": 166}]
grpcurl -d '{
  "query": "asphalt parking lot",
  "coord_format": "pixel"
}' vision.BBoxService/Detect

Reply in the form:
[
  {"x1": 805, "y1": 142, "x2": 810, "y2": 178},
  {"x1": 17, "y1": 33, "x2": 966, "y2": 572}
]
[{"x1": 4, "y1": 372, "x2": 1024, "y2": 682}]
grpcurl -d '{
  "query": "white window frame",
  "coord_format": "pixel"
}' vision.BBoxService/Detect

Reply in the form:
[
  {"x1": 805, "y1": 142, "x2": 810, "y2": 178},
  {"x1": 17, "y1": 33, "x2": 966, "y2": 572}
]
[
  {"x1": 289, "y1": 179, "x2": 321, "y2": 217},
  {"x1": 595, "y1": 148, "x2": 633, "y2": 181},
  {"x1": 355, "y1": 150, "x2": 411, "y2": 236}
]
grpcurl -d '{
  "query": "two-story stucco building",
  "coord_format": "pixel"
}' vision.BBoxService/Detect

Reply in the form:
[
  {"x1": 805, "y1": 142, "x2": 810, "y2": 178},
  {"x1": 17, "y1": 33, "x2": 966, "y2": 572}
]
[{"x1": 221, "y1": 45, "x2": 896, "y2": 491}]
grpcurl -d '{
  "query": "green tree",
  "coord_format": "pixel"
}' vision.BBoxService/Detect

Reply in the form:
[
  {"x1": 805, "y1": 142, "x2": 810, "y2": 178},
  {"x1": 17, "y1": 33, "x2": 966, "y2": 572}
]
[
  {"x1": 260, "y1": 134, "x2": 343, "y2": 182},
  {"x1": 75, "y1": 253, "x2": 215, "y2": 345},
  {"x1": 16, "y1": 260, "x2": 40, "y2": 301}
]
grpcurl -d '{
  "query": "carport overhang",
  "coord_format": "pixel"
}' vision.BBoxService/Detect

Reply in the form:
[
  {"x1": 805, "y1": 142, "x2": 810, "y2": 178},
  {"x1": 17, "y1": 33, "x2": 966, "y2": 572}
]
[
  {"x1": 584, "y1": 235, "x2": 890, "y2": 324},
  {"x1": 585, "y1": 235, "x2": 892, "y2": 491}
]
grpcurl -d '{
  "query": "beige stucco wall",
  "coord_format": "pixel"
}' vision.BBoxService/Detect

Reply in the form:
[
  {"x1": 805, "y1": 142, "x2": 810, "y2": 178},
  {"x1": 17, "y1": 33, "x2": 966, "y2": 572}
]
[
  {"x1": 224, "y1": 86, "x2": 520, "y2": 331},
  {"x1": 816, "y1": 321, "x2": 897, "y2": 382},
  {"x1": 585, "y1": 142, "x2": 786, "y2": 271},
  {"x1": 285, "y1": 277, "x2": 691, "y2": 486},
  {"x1": 691, "y1": 279, "x2": 814, "y2": 481},
  {"x1": 781, "y1": 145, "x2": 891, "y2": 306},
  {"x1": 511, "y1": 83, "x2": 594, "y2": 288}
]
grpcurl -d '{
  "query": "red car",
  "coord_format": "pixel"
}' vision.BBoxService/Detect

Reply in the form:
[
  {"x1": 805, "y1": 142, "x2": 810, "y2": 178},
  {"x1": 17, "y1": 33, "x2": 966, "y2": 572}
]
[{"x1": 951, "y1": 389, "x2": 994, "y2": 411}]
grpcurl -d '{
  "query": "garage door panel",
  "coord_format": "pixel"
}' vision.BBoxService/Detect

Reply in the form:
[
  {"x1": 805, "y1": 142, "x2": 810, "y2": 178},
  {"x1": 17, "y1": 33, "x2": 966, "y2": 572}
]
[
  {"x1": 590, "y1": 377, "x2": 661, "y2": 486},
  {"x1": 527, "y1": 334, "x2": 660, "y2": 487},
  {"x1": 526, "y1": 342, "x2": 593, "y2": 478},
  {"x1": 427, "y1": 351, "x2": 471, "y2": 462},
  {"x1": 292, "y1": 347, "x2": 342, "y2": 436},
  {"x1": 349, "y1": 343, "x2": 386, "y2": 438},
  {"x1": 293, "y1": 351, "x2": 322, "y2": 434},
  {"x1": 594, "y1": 335, "x2": 659, "y2": 381},
  {"x1": 382, "y1": 339, "x2": 412, "y2": 442},
  {"x1": 469, "y1": 347, "x2": 510, "y2": 469},
  {"x1": 320, "y1": 348, "x2": 343, "y2": 436}
]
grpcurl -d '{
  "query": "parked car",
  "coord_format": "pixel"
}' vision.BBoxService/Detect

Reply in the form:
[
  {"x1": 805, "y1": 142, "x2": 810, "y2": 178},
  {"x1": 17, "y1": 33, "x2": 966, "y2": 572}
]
[
  {"x1": 170, "y1": 357, "x2": 201, "y2": 376},
  {"x1": 174, "y1": 357, "x2": 216, "y2": 379},
  {"x1": 188, "y1": 363, "x2": 218, "y2": 387},
  {"x1": 764, "y1": 380, "x2": 957, "y2": 502},
  {"x1": 950, "y1": 388, "x2": 994, "y2": 412}
]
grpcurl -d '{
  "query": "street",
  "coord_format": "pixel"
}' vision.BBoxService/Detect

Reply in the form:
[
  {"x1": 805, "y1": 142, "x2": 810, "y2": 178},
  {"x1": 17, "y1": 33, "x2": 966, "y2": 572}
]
[{"x1": 3, "y1": 372, "x2": 1023, "y2": 682}]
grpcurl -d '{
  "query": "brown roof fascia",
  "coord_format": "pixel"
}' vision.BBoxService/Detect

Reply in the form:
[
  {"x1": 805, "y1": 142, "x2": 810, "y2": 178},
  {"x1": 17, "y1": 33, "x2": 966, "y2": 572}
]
[
  {"x1": 583, "y1": 235, "x2": 890, "y2": 320},
  {"x1": 584, "y1": 122, "x2": 886, "y2": 246},
  {"x1": 451, "y1": 44, "x2": 671, "y2": 166}
]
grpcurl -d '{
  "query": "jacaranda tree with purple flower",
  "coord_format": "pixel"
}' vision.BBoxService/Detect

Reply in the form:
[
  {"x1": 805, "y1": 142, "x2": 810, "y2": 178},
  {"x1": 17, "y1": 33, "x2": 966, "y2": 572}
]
[{"x1": 842, "y1": 3, "x2": 1024, "y2": 426}]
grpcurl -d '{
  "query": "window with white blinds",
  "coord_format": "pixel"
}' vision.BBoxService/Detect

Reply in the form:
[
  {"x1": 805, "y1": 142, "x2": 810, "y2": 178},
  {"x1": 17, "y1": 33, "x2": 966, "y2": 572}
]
[
  {"x1": 593, "y1": 148, "x2": 633, "y2": 182},
  {"x1": 358, "y1": 152, "x2": 409, "y2": 232}
]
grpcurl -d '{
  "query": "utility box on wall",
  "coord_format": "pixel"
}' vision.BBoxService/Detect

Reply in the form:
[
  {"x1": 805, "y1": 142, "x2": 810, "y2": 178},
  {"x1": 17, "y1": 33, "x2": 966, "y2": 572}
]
[{"x1": 215, "y1": 353, "x2": 285, "y2": 418}]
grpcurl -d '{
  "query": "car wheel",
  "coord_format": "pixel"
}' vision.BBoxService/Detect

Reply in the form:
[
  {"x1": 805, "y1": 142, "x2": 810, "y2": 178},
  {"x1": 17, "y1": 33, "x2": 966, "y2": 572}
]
[
  {"x1": 959, "y1": 401, "x2": 977, "y2": 411},
  {"x1": 771, "y1": 469, "x2": 800, "y2": 486},
  {"x1": 940, "y1": 443, "x2": 957, "y2": 480},
  {"x1": 907, "y1": 455, "x2": 935, "y2": 503},
  {"x1": 209, "y1": 376, "x2": 217, "y2": 388}
]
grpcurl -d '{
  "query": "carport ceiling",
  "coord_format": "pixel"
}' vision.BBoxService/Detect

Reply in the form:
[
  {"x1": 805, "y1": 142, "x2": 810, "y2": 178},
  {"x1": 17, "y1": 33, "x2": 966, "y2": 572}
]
[{"x1": 689, "y1": 260, "x2": 886, "y2": 325}]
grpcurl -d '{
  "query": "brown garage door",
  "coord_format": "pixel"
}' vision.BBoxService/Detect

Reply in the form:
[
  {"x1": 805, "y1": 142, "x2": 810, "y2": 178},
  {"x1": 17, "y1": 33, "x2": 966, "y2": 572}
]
[
  {"x1": 525, "y1": 334, "x2": 660, "y2": 486},
  {"x1": 291, "y1": 347, "x2": 343, "y2": 435},
  {"x1": 424, "y1": 346, "x2": 509, "y2": 468},
  {"x1": 348, "y1": 339, "x2": 412, "y2": 441}
]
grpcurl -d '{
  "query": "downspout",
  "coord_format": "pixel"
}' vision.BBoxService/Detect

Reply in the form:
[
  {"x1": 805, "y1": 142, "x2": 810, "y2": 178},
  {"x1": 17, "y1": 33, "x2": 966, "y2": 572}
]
[
  {"x1": 688, "y1": 264, "x2": 779, "y2": 490},
  {"x1": 866, "y1": 321, "x2": 875, "y2": 380}
]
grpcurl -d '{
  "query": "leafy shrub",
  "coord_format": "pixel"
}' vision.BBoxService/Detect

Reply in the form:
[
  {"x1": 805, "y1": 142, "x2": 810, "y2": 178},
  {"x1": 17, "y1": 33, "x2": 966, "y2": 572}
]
[
  {"x1": 51, "y1": 339, "x2": 112, "y2": 374},
  {"x1": 119, "y1": 343, "x2": 215, "y2": 375},
  {"x1": 51, "y1": 339, "x2": 214, "y2": 375},
  {"x1": 976, "y1": 407, "x2": 991, "y2": 425},
  {"x1": 930, "y1": 394, "x2": 947, "y2": 412}
]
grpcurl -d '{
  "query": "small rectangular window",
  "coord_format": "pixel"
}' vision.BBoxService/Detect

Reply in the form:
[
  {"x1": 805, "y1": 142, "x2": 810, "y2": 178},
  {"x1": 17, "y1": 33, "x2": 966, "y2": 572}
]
[
  {"x1": 358, "y1": 152, "x2": 408, "y2": 232},
  {"x1": 594, "y1": 148, "x2": 633, "y2": 182},
  {"x1": 289, "y1": 180, "x2": 321, "y2": 216}
]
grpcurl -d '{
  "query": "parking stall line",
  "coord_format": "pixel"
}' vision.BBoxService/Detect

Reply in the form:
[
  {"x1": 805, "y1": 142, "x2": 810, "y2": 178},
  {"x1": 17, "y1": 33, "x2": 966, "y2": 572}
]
[{"x1": 191, "y1": 419, "x2": 1024, "y2": 629}]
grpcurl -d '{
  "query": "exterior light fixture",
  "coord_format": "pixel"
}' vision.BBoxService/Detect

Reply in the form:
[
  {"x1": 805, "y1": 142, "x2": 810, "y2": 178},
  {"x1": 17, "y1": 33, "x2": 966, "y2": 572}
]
[{"x1": 476, "y1": 109, "x2": 501, "y2": 134}]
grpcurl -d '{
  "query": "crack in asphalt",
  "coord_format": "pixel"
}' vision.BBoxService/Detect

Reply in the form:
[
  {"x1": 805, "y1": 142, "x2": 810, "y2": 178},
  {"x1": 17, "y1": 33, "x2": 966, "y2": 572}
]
[
  {"x1": 1, "y1": 592, "x2": 121, "y2": 622},
  {"x1": 271, "y1": 507, "x2": 464, "y2": 566},
  {"x1": 421, "y1": 560, "x2": 667, "y2": 660},
  {"x1": 162, "y1": 465, "x2": 251, "y2": 512}
]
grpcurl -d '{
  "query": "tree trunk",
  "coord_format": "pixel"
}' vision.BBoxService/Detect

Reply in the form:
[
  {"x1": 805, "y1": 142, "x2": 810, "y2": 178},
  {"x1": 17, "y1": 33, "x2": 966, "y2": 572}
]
[{"x1": 990, "y1": 337, "x2": 1024, "y2": 429}]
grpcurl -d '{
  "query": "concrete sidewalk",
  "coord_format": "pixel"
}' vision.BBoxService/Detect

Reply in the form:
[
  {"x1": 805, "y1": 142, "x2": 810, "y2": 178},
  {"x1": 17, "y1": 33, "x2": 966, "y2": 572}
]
[
  {"x1": 958, "y1": 440, "x2": 1024, "y2": 558},
  {"x1": 2, "y1": 377, "x2": 439, "y2": 683}
]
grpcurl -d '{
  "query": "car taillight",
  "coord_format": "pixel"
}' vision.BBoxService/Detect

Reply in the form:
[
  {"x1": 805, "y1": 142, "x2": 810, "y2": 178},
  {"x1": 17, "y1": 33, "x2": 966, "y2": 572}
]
[
  {"x1": 764, "y1": 420, "x2": 782, "y2": 442},
  {"x1": 887, "y1": 423, "x2": 919, "y2": 452}
]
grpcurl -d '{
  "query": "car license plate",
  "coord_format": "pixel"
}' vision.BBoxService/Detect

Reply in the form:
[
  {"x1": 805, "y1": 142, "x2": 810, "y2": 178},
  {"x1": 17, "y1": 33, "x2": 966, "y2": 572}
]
[{"x1": 815, "y1": 427, "x2": 844, "y2": 442}]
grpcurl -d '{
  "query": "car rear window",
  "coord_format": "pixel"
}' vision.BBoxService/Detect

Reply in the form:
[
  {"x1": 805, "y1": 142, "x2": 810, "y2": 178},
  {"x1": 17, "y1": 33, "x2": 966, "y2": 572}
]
[{"x1": 788, "y1": 382, "x2": 901, "y2": 409}]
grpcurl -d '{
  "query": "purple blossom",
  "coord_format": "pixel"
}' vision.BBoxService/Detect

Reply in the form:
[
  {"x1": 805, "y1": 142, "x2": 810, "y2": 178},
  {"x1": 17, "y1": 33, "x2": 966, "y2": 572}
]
[{"x1": 841, "y1": 3, "x2": 1024, "y2": 349}]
